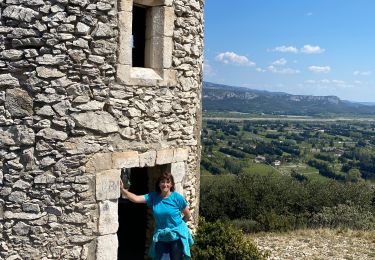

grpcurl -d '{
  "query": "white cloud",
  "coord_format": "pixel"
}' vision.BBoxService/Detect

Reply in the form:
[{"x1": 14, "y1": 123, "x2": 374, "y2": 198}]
[
  {"x1": 304, "y1": 79, "x2": 354, "y2": 88},
  {"x1": 267, "y1": 65, "x2": 300, "y2": 74},
  {"x1": 271, "y1": 58, "x2": 287, "y2": 66},
  {"x1": 331, "y1": 79, "x2": 345, "y2": 85},
  {"x1": 215, "y1": 51, "x2": 255, "y2": 66},
  {"x1": 301, "y1": 45, "x2": 325, "y2": 54},
  {"x1": 308, "y1": 66, "x2": 331, "y2": 73},
  {"x1": 353, "y1": 70, "x2": 372, "y2": 76},
  {"x1": 203, "y1": 60, "x2": 215, "y2": 76},
  {"x1": 270, "y1": 46, "x2": 298, "y2": 53},
  {"x1": 270, "y1": 45, "x2": 325, "y2": 54},
  {"x1": 256, "y1": 67, "x2": 267, "y2": 72},
  {"x1": 304, "y1": 80, "x2": 316, "y2": 84}
]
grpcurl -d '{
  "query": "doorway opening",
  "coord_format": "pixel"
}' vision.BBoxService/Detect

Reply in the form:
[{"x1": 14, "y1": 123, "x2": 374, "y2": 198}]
[{"x1": 117, "y1": 165, "x2": 169, "y2": 259}]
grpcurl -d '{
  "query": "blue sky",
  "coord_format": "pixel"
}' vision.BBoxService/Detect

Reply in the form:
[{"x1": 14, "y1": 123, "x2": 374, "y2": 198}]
[{"x1": 203, "y1": 0, "x2": 375, "y2": 102}]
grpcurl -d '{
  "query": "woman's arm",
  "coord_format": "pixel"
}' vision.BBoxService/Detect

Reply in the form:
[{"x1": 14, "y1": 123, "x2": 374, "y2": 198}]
[
  {"x1": 120, "y1": 180, "x2": 146, "y2": 204},
  {"x1": 181, "y1": 206, "x2": 192, "y2": 222}
]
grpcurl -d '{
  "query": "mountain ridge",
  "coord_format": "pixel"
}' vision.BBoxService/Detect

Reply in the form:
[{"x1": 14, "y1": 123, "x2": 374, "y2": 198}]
[{"x1": 203, "y1": 82, "x2": 375, "y2": 116}]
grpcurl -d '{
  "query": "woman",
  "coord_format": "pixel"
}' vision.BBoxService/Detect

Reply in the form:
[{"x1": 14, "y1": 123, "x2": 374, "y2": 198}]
[{"x1": 120, "y1": 171, "x2": 194, "y2": 260}]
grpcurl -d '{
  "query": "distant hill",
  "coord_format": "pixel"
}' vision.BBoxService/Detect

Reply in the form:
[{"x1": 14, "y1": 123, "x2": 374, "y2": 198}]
[{"x1": 203, "y1": 82, "x2": 375, "y2": 116}]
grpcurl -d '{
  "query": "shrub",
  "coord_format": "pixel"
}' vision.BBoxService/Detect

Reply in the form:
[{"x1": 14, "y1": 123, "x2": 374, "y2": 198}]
[
  {"x1": 311, "y1": 203, "x2": 375, "y2": 230},
  {"x1": 256, "y1": 210, "x2": 299, "y2": 232},
  {"x1": 230, "y1": 219, "x2": 263, "y2": 233},
  {"x1": 191, "y1": 219, "x2": 268, "y2": 260},
  {"x1": 200, "y1": 173, "x2": 375, "y2": 232}
]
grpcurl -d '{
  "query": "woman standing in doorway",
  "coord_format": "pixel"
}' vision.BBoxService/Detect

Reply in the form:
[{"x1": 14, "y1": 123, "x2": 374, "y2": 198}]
[{"x1": 120, "y1": 171, "x2": 194, "y2": 260}]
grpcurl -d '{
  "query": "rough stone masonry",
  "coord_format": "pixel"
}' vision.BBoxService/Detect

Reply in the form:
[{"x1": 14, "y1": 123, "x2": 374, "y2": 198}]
[{"x1": 0, "y1": 0, "x2": 204, "y2": 259}]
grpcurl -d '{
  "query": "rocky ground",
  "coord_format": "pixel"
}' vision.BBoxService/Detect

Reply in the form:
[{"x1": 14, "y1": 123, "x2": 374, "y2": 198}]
[{"x1": 252, "y1": 229, "x2": 375, "y2": 260}]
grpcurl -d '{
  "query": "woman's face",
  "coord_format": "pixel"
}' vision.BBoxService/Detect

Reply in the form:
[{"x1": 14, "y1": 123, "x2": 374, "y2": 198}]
[{"x1": 159, "y1": 178, "x2": 172, "y2": 193}]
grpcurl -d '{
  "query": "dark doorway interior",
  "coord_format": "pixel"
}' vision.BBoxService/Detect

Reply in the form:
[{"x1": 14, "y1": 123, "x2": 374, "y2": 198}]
[{"x1": 118, "y1": 167, "x2": 149, "y2": 260}]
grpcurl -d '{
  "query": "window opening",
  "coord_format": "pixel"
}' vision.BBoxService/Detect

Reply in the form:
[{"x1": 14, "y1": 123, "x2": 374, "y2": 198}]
[{"x1": 132, "y1": 5, "x2": 147, "y2": 67}]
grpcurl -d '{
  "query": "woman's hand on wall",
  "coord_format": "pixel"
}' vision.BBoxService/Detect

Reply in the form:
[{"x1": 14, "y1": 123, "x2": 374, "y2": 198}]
[{"x1": 120, "y1": 180, "x2": 146, "y2": 204}]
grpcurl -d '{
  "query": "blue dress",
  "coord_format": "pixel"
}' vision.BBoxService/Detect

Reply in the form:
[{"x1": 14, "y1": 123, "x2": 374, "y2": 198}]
[{"x1": 144, "y1": 192, "x2": 194, "y2": 259}]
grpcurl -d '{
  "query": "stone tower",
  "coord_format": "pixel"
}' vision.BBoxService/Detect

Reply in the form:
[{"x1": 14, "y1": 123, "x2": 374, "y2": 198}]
[{"x1": 0, "y1": 0, "x2": 204, "y2": 259}]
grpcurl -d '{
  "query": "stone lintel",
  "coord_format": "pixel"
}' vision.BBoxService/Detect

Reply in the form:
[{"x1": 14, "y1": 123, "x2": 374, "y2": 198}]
[
  {"x1": 156, "y1": 149, "x2": 174, "y2": 165},
  {"x1": 112, "y1": 151, "x2": 140, "y2": 169},
  {"x1": 134, "y1": 0, "x2": 169, "y2": 6},
  {"x1": 96, "y1": 170, "x2": 120, "y2": 201},
  {"x1": 173, "y1": 148, "x2": 189, "y2": 162},
  {"x1": 139, "y1": 150, "x2": 157, "y2": 167}
]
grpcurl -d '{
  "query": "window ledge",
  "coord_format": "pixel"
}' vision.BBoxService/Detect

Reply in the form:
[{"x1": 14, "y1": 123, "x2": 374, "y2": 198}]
[
  {"x1": 117, "y1": 65, "x2": 176, "y2": 86},
  {"x1": 131, "y1": 67, "x2": 162, "y2": 80}
]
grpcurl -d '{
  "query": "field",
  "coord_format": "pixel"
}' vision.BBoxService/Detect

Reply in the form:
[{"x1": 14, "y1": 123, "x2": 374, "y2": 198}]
[{"x1": 201, "y1": 117, "x2": 375, "y2": 182}]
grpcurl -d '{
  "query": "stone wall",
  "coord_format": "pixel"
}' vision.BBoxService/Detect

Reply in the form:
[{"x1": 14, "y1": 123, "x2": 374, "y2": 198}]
[{"x1": 0, "y1": 0, "x2": 204, "y2": 259}]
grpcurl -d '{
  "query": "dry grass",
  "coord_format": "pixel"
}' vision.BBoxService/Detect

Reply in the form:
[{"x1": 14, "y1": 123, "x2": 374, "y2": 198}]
[{"x1": 251, "y1": 229, "x2": 375, "y2": 260}]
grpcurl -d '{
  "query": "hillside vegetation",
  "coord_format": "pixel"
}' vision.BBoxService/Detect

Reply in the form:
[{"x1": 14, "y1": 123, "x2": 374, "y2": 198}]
[{"x1": 197, "y1": 118, "x2": 375, "y2": 259}]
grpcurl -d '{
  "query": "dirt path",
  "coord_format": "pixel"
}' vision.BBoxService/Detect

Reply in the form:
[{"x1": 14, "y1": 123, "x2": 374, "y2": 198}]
[{"x1": 252, "y1": 229, "x2": 375, "y2": 260}]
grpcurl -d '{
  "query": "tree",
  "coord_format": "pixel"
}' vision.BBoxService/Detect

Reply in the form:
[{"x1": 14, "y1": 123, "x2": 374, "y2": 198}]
[{"x1": 346, "y1": 168, "x2": 362, "y2": 182}]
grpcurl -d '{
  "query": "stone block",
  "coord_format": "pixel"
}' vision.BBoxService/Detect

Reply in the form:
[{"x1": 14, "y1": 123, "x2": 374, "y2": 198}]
[
  {"x1": 0, "y1": 203, "x2": 3, "y2": 220},
  {"x1": 116, "y1": 64, "x2": 131, "y2": 84},
  {"x1": 86, "y1": 153, "x2": 112, "y2": 173},
  {"x1": 96, "y1": 170, "x2": 120, "y2": 201},
  {"x1": 134, "y1": 0, "x2": 165, "y2": 6},
  {"x1": 147, "y1": 6, "x2": 163, "y2": 38},
  {"x1": 96, "y1": 234, "x2": 118, "y2": 260},
  {"x1": 72, "y1": 111, "x2": 119, "y2": 134},
  {"x1": 112, "y1": 151, "x2": 139, "y2": 169},
  {"x1": 161, "y1": 69, "x2": 177, "y2": 87},
  {"x1": 118, "y1": 11, "x2": 132, "y2": 65},
  {"x1": 4, "y1": 211, "x2": 46, "y2": 220},
  {"x1": 98, "y1": 200, "x2": 118, "y2": 235},
  {"x1": 171, "y1": 162, "x2": 186, "y2": 183},
  {"x1": 147, "y1": 36, "x2": 163, "y2": 69},
  {"x1": 162, "y1": 37, "x2": 173, "y2": 68},
  {"x1": 5, "y1": 88, "x2": 33, "y2": 117},
  {"x1": 173, "y1": 148, "x2": 189, "y2": 162},
  {"x1": 117, "y1": 65, "x2": 162, "y2": 86},
  {"x1": 34, "y1": 174, "x2": 56, "y2": 184},
  {"x1": 119, "y1": 0, "x2": 132, "y2": 12},
  {"x1": 147, "y1": 36, "x2": 172, "y2": 69},
  {"x1": 139, "y1": 151, "x2": 156, "y2": 167},
  {"x1": 163, "y1": 0, "x2": 173, "y2": 6},
  {"x1": 163, "y1": 7, "x2": 175, "y2": 37},
  {"x1": 156, "y1": 149, "x2": 174, "y2": 165},
  {"x1": 0, "y1": 73, "x2": 20, "y2": 89},
  {"x1": 174, "y1": 183, "x2": 184, "y2": 196}
]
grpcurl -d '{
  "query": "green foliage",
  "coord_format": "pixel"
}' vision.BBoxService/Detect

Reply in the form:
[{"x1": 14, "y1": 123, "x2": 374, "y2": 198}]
[
  {"x1": 346, "y1": 168, "x2": 362, "y2": 182},
  {"x1": 191, "y1": 219, "x2": 268, "y2": 260},
  {"x1": 230, "y1": 219, "x2": 263, "y2": 233},
  {"x1": 200, "y1": 173, "x2": 375, "y2": 232},
  {"x1": 311, "y1": 203, "x2": 375, "y2": 230}
]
